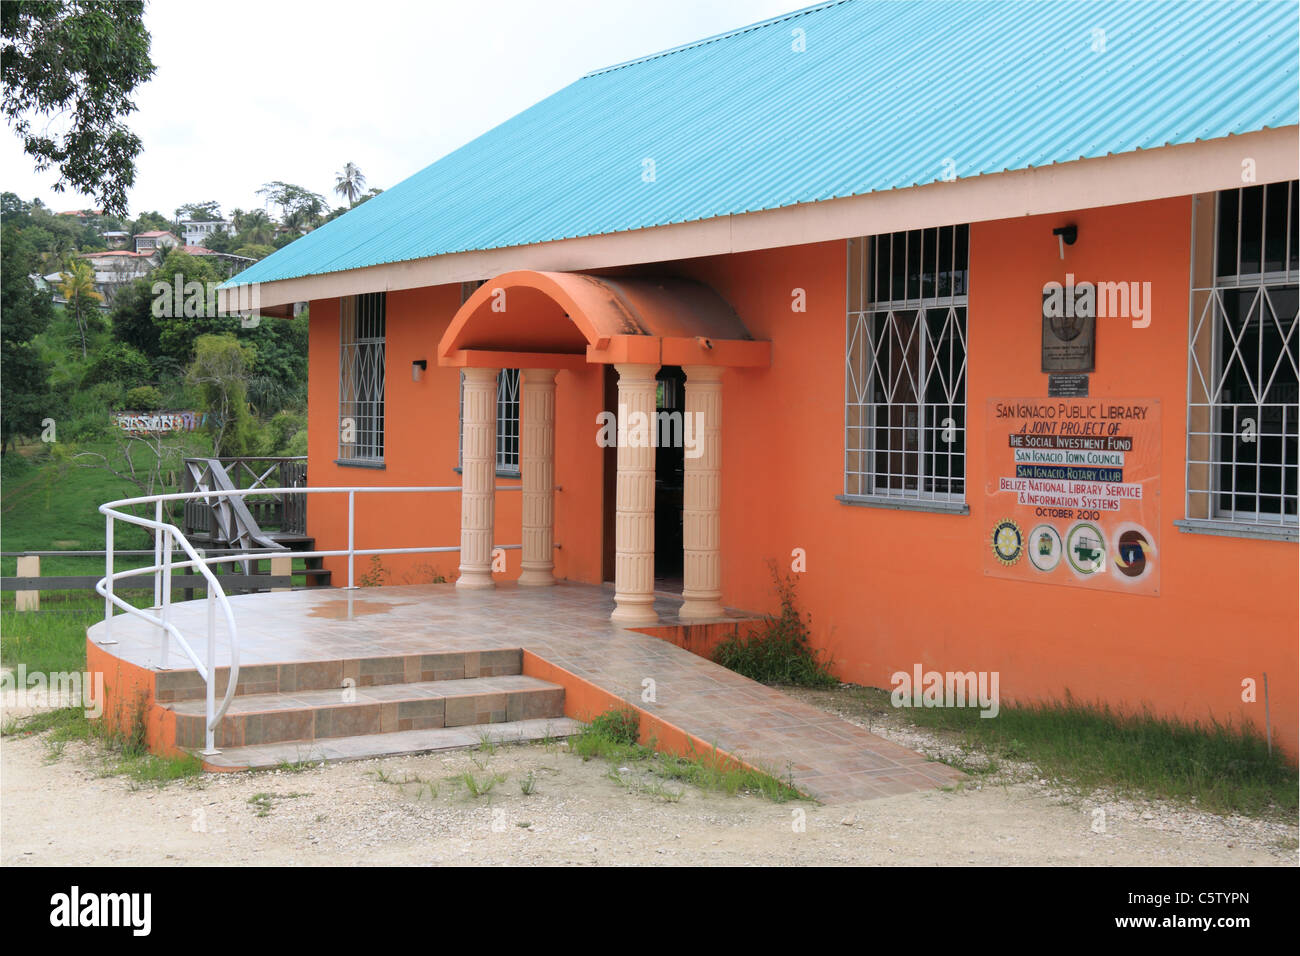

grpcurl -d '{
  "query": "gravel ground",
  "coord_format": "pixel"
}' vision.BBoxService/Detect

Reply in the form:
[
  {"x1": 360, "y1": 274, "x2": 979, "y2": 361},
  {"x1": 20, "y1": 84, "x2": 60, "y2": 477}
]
[
  {"x1": 783, "y1": 685, "x2": 1298, "y2": 864},
  {"x1": 2, "y1": 694, "x2": 1295, "y2": 866}
]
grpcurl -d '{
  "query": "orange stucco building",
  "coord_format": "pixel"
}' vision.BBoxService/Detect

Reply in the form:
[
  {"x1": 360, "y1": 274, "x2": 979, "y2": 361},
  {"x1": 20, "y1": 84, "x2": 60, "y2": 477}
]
[{"x1": 226, "y1": 2, "x2": 1299, "y2": 755}]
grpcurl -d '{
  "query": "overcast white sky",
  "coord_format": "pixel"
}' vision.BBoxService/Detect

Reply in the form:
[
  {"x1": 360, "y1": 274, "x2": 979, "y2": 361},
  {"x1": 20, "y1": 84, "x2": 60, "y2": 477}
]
[{"x1": 0, "y1": 0, "x2": 799, "y2": 220}]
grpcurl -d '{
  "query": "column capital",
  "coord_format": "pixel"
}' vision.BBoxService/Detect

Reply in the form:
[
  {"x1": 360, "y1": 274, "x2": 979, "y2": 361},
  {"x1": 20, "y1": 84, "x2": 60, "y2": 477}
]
[
  {"x1": 521, "y1": 367, "x2": 559, "y2": 385},
  {"x1": 613, "y1": 362, "x2": 660, "y2": 384},
  {"x1": 462, "y1": 366, "x2": 499, "y2": 385},
  {"x1": 681, "y1": 364, "x2": 726, "y2": 383}
]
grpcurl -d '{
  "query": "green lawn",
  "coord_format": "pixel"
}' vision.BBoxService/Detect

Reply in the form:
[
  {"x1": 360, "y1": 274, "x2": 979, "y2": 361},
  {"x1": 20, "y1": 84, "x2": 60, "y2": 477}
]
[{"x1": 0, "y1": 440, "x2": 306, "y2": 671}]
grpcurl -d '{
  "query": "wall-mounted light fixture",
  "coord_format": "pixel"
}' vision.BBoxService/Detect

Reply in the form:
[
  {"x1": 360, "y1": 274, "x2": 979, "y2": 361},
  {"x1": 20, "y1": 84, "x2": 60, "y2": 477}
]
[
  {"x1": 411, "y1": 359, "x2": 428, "y2": 382},
  {"x1": 1052, "y1": 224, "x2": 1078, "y2": 260}
]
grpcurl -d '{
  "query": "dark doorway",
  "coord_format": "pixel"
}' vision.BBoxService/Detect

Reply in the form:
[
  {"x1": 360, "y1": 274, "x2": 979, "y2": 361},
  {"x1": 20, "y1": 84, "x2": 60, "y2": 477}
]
[
  {"x1": 599, "y1": 365, "x2": 686, "y2": 591},
  {"x1": 654, "y1": 366, "x2": 685, "y2": 590}
]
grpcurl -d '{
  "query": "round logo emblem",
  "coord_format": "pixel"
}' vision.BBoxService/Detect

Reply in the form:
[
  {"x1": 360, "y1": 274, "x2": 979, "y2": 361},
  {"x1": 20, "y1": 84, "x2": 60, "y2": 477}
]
[
  {"x1": 991, "y1": 519, "x2": 1024, "y2": 566},
  {"x1": 1027, "y1": 523, "x2": 1063, "y2": 572},
  {"x1": 1111, "y1": 523, "x2": 1156, "y2": 581},
  {"x1": 1065, "y1": 521, "x2": 1106, "y2": 575}
]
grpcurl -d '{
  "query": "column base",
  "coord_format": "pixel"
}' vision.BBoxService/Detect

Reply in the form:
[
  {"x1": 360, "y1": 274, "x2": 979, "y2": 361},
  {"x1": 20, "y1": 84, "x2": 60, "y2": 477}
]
[
  {"x1": 678, "y1": 597, "x2": 725, "y2": 620},
  {"x1": 455, "y1": 570, "x2": 496, "y2": 590},
  {"x1": 517, "y1": 568, "x2": 556, "y2": 587},
  {"x1": 610, "y1": 601, "x2": 659, "y2": 624}
]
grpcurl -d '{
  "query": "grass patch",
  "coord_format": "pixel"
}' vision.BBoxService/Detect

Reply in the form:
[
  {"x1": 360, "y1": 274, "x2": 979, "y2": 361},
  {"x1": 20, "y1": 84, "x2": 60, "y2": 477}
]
[
  {"x1": 571, "y1": 705, "x2": 805, "y2": 803},
  {"x1": 453, "y1": 769, "x2": 506, "y2": 799},
  {"x1": 247, "y1": 791, "x2": 305, "y2": 818},
  {"x1": 3, "y1": 701, "x2": 203, "y2": 785},
  {"x1": 814, "y1": 685, "x2": 1296, "y2": 818},
  {"x1": 712, "y1": 564, "x2": 837, "y2": 688},
  {"x1": 0, "y1": 608, "x2": 95, "y2": 673}
]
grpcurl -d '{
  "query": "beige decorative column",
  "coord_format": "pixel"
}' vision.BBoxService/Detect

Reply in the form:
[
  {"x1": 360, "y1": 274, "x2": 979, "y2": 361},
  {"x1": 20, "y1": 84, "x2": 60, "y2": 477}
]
[
  {"x1": 680, "y1": 366, "x2": 725, "y2": 618},
  {"x1": 518, "y1": 368, "x2": 558, "y2": 586},
  {"x1": 457, "y1": 367, "x2": 498, "y2": 589},
  {"x1": 611, "y1": 363, "x2": 659, "y2": 623}
]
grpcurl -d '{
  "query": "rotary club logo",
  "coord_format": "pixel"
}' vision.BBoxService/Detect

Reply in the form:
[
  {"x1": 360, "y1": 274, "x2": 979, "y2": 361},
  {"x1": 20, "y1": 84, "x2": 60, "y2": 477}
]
[{"x1": 991, "y1": 519, "x2": 1024, "y2": 566}]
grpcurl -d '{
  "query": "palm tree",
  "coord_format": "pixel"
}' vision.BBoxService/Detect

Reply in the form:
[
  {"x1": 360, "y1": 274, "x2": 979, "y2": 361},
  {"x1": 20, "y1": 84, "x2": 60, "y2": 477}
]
[
  {"x1": 240, "y1": 210, "x2": 274, "y2": 246},
  {"x1": 58, "y1": 259, "x2": 104, "y2": 359},
  {"x1": 334, "y1": 162, "x2": 366, "y2": 206}
]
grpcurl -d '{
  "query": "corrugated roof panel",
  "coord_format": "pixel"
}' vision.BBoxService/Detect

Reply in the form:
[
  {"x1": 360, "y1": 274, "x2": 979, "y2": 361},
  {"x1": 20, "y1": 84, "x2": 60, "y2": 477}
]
[{"x1": 228, "y1": 0, "x2": 1299, "y2": 288}]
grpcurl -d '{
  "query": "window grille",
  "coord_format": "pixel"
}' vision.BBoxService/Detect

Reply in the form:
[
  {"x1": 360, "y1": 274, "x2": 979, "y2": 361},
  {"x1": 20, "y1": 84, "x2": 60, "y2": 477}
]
[
  {"x1": 1187, "y1": 182, "x2": 1298, "y2": 527},
  {"x1": 457, "y1": 368, "x2": 521, "y2": 475},
  {"x1": 338, "y1": 292, "x2": 385, "y2": 462},
  {"x1": 845, "y1": 225, "x2": 969, "y2": 503}
]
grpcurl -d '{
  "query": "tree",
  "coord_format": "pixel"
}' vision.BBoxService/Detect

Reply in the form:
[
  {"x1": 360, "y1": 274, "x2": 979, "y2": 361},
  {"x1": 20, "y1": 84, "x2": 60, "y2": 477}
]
[
  {"x1": 1, "y1": 191, "x2": 30, "y2": 219},
  {"x1": 256, "y1": 181, "x2": 326, "y2": 228},
  {"x1": 0, "y1": 222, "x2": 53, "y2": 454},
  {"x1": 1, "y1": 1, "x2": 156, "y2": 217},
  {"x1": 202, "y1": 228, "x2": 237, "y2": 254},
  {"x1": 334, "y1": 162, "x2": 366, "y2": 206},
  {"x1": 238, "y1": 209, "x2": 273, "y2": 246},
  {"x1": 69, "y1": 426, "x2": 188, "y2": 522},
  {"x1": 131, "y1": 210, "x2": 171, "y2": 235},
  {"x1": 106, "y1": 275, "x2": 159, "y2": 356},
  {"x1": 57, "y1": 257, "x2": 103, "y2": 358},
  {"x1": 187, "y1": 334, "x2": 257, "y2": 456},
  {"x1": 175, "y1": 200, "x2": 222, "y2": 222}
]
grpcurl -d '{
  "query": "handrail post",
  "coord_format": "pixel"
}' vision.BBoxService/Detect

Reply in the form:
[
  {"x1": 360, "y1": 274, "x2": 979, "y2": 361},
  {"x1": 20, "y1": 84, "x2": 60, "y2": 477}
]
[
  {"x1": 347, "y1": 489, "x2": 356, "y2": 589},
  {"x1": 159, "y1": 528, "x2": 172, "y2": 669},
  {"x1": 101, "y1": 514, "x2": 117, "y2": 645},
  {"x1": 153, "y1": 498, "x2": 163, "y2": 619},
  {"x1": 203, "y1": 585, "x2": 219, "y2": 755}
]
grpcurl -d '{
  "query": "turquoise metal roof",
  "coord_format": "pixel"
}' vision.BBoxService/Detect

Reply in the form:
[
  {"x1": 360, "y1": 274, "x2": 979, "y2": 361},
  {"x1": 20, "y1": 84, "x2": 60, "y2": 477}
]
[{"x1": 229, "y1": 0, "x2": 1299, "y2": 288}]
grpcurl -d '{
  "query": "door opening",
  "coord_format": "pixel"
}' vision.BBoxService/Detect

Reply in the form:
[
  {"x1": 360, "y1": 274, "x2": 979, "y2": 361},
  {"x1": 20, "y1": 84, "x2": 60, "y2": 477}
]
[
  {"x1": 600, "y1": 365, "x2": 686, "y2": 593},
  {"x1": 654, "y1": 366, "x2": 685, "y2": 592}
]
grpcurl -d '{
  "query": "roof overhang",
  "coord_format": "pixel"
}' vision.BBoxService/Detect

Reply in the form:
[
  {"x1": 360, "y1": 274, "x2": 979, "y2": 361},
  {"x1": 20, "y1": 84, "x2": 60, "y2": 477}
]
[
  {"x1": 439, "y1": 270, "x2": 769, "y2": 368},
  {"x1": 220, "y1": 127, "x2": 1299, "y2": 316}
]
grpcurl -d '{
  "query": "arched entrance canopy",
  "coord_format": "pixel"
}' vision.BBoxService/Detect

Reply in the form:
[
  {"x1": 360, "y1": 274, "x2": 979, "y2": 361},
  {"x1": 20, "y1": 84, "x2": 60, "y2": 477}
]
[{"x1": 437, "y1": 270, "x2": 769, "y2": 369}]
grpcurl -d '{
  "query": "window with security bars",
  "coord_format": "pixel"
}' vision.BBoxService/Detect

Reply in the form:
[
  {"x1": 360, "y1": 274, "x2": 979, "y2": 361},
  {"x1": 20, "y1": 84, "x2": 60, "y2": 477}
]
[
  {"x1": 1187, "y1": 182, "x2": 1298, "y2": 529},
  {"x1": 338, "y1": 292, "x2": 385, "y2": 462},
  {"x1": 845, "y1": 225, "x2": 969, "y2": 504},
  {"x1": 457, "y1": 369, "x2": 520, "y2": 474}
]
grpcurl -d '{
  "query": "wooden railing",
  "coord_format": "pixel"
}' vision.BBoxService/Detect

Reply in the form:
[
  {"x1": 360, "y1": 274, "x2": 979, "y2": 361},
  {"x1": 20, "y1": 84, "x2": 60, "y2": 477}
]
[{"x1": 181, "y1": 456, "x2": 307, "y2": 543}]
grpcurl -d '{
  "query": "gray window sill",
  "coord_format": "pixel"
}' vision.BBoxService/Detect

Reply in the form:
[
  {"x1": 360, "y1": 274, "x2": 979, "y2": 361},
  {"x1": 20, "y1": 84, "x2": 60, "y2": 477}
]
[
  {"x1": 836, "y1": 494, "x2": 969, "y2": 515},
  {"x1": 1174, "y1": 518, "x2": 1297, "y2": 543},
  {"x1": 335, "y1": 458, "x2": 385, "y2": 470},
  {"x1": 453, "y1": 466, "x2": 522, "y2": 479}
]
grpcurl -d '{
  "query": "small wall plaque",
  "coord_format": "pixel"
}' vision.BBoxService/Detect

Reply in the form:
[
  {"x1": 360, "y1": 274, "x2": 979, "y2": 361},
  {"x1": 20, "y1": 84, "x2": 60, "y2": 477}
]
[{"x1": 1048, "y1": 373, "x2": 1090, "y2": 397}]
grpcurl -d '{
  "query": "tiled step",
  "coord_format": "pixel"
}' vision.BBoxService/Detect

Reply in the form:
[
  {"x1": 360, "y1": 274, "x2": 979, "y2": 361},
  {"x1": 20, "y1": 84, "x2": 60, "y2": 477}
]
[
  {"x1": 155, "y1": 648, "x2": 524, "y2": 703},
  {"x1": 200, "y1": 717, "x2": 586, "y2": 770},
  {"x1": 169, "y1": 675, "x2": 564, "y2": 749}
]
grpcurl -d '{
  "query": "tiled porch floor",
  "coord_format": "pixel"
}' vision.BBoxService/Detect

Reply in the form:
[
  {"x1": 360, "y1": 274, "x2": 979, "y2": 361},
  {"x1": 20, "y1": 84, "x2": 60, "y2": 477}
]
[{"x1": 87, "y1": 582, "x2": 964, "y2": 803}]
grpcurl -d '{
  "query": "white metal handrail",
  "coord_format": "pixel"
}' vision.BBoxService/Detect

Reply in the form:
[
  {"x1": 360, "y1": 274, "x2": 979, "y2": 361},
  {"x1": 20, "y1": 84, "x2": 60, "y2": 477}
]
[{"x1": 97, "y1": 484, "x2": 522, "y2": 755}]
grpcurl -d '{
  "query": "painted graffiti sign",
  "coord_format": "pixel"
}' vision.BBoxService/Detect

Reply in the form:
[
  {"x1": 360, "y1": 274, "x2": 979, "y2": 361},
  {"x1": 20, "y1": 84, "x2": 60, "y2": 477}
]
[
  {"x1": 985, "y1": 398, "x2": 1160, "y2": 595},
  {"x1": 113, "y1": 411, "x2": 209, "y2": 435}
]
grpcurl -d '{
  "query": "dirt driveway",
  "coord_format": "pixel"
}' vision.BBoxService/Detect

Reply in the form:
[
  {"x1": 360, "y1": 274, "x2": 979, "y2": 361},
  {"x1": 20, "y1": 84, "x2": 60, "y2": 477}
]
[{"x1": 2, "y1": 723, "x2": 1292, "y2": 866}]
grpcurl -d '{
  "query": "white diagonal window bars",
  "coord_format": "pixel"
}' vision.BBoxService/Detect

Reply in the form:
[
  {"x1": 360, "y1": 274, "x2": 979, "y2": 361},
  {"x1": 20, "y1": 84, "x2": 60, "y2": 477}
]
[
  {"x1": 457, "y1": 368, "x2": 521, "y2": 475},
  {"x1": 338, "y1": 292, "x2": 386, "y2": 463},
  {"x1": 846, "y1": 225, "x2": 969, "y2": 503},
  {"x1": 1187, "y1": 182, "x2": 1299, "y2": 527}
]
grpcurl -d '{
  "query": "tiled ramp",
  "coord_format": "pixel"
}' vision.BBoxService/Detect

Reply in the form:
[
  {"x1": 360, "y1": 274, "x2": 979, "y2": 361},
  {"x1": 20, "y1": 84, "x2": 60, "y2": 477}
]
[{"x1": 88, "y1": 582, "x2": 964, "y2": 802}]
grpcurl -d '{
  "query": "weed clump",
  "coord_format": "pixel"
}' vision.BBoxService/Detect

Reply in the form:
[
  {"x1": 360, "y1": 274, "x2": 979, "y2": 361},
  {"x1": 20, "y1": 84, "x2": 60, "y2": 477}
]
[{"x1": 713, "y1": 564, "x2": 837, "y2": 688}]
